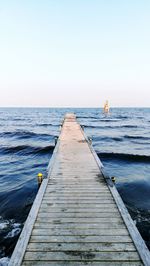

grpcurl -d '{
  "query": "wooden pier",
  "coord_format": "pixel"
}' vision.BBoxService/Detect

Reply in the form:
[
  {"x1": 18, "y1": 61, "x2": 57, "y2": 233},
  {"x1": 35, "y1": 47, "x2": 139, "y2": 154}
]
[{"x1": 9, "y1": 113, "x2": 150, "y2": 266}]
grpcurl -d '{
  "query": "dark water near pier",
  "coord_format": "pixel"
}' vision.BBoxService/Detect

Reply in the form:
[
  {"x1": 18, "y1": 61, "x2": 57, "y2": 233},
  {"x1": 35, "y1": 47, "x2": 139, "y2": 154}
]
[{"x1": 0, "y1": 107, "x2": 150, "y2": 264}]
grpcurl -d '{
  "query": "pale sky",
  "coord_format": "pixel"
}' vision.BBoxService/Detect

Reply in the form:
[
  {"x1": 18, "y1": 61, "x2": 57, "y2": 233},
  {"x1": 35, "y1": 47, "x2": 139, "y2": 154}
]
[{"x1": 0, "y1": 0, "x2": 150, "y2": 107}]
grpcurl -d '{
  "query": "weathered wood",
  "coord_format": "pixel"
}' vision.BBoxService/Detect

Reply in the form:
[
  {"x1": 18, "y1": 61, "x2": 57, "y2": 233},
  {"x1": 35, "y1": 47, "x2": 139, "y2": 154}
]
[
  {"x1": 34, "y1": 222, "x2": 125, "y2": 229},
  {"x1": 44, "y1": 193, "x2": 111, "y2": 196},
  {"x1": 8, "y1": 133, "x2": 61, "y2": 266},
  {"x1": 8, "y1": 179, "x2": 48, "y2": 266},
  {"x1": 43, "y1": 197, "x2": 113, "y2": 201},
  {"x1": 32, "y1": 228, "x2": 129, "y2": 236},
  {"x1": 27, "y1": 242, "x2": 136, "y2": 252},
  {"x1": 36, "y1": 217, "x2": 122, "y2": 224},
  {"x1": 9, "y1": 113, "x2": 150, "y2": 265},
  {"x1": 39, "y1": 207, "x2": 118, "y2": 212},
  {"x1": 111, "y1": 185, "x2": 150, "y2": 266},
  {"x1": 22, "y1": 262, "x2": 143, "y2": 266},
  {"x1": 86, "y1": 133, "x2": 150, "y2": 266},
  {"x1": 45, "y1": 190, "x2": 110, "y2": 193},
  {"x1": 40, "y1": 203, "x2": 117, "y2": 208},
  {"x1": 37, "y1": 212, "x2": 120, "y2": 218},
  {"x1": 45, "y1": 192, "x2": 110, "y2": 195},
  {"x1": 30, "y1": 235, "x2": 133, "y2": 243},
  {"x1": 24, "y1": 251, "x2": 140, "y2": 261},
  {"x1": 42, "y1": 200, "x2": 115, "y2": 204}
]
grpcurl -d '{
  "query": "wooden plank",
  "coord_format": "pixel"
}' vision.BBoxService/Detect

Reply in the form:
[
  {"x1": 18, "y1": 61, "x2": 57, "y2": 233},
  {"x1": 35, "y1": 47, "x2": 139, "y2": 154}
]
[
  {"x1": 24, "y1": 251, "x2": 140, "y2": 261},
  {"x1": 46, "y1": 187, "x2": 109, "y2": 190},
  {"x1": 42, "y1": 200, "x2": 115, "y2": 204},
  {"x1": 39, "y1": 210, "x2": 118, "y2": 214},
  {"x1": 48, "y1": 177, "x2": 102, "y2": 180},
  {"x1": 37, "y1": 212, "x2": 120, "y2": 218},
  {"x1": 30, "y1": 235, "x2": 132, "y2": 243},
  {"x1": 44, "y1": 192, "x2": 111, "y2": 195},
  {"x1": 43, "y1": 197, "x2": 113, "y2": 201},
  {"x1": 38, "y1": 211, "x2": 119, "y2": 216},
  {"x1": 32, "y1": 228, "x2": 129, "y2": 236},
  {"x1": 27, "y1": 242, "x2": 136, "y2": 252},
  {"x1": 48, "y1": 181, "x2": 106, "y2": 184},
  {"x1": 44, "y1": 192, "x2": 111, "y2": 196},
  {"x1": 39, "y1": 206, "x2": 118, "y2": 212},
  {"x1": 36, "y1": 217, "x2": 122, "y2": 224},
  {"x1": 43, "y1": 193, "x2": 112, "y2": 196},
  {"x1": 40, "y1": 203, "x2": 117, "y2": 208},
  {"x1": 45, "y1": 190, "x2": 110, "y2": 193},
  {"x1": 34, "y1": 222, "x2": 125, "y2": 229},
  {"x1": 22, "y1": 262, "x2": 143, "y2": 266}
]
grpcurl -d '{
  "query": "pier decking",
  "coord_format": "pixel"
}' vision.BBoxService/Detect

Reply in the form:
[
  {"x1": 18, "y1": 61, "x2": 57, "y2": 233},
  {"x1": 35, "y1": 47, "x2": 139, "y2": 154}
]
[{"x1": 9, "y1": 114, "x2": 150, "y2": 265}]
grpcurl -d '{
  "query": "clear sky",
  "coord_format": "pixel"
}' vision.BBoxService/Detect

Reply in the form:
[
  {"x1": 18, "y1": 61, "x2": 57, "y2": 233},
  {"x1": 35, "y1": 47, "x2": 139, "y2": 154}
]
[{"x1": 0, "y1": 0, "x2": 150, "y2": 107}]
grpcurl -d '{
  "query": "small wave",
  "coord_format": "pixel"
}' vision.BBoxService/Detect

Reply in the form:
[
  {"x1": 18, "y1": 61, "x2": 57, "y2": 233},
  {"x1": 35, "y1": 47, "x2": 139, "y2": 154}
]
[
  {"x1": 0, "y1": 222, "x2": 9, "y2": 230},
  {"x1": 99, "y1": 118, "x2": 121, "y2": 122},
  {"x1": 98, "y1": 152, "x2": 150, "y2": 162},
  {"x1": 0, "y1": 257, "x2": 10, "y2": 266},
  {"x1": 0, "y1": 217, "x2": 21, "y2": 231},
  {"x1": 123, "y1": 125, "x2": 138, "y2": 128},
  {"x1": 115, "y1": 115, "x2": 129, "y2": 119},
  {"x1": 35, "y1": 145, "x2": 54, "y2": 154},
  {"x1": 77, "y1": 116, "x2": 88, "y2": 119},
  {"x1": 83, "y1": 124, "x2": 112, "y2": 129},
  {"x1": 12, "y1": 118, "x2": 22, "y2": 121},
  {"x1": 0, "y1": 144, "x2": 54, "y2": 156},
  {"x1": 0, "y1": 217, "x2": 22, "y2": 254},
  {"x1": 0, "y1": 131, "x2": 36, "y2": 139},
  {"x1": 112, "y1": 137, "x2": 123, "y2": 141},
  {"x1": 94, "y1": 136, "x2": 123, "y2": 142},
  {"x1": 0, "y1": 130, "x2": 52, "y2": 140},
  {"x1": 4, "y1": 227, "x2": 21, "y2": 239},
  {"x1": 124, "y1": 135, "x2": 150, "y2": 140},
  {"x1": 83, "y1": 124, "x2": 138, "y2": 129},
  {"x1": 77, "y1": 116, "x2": 98, "y2": 119},
  {"x1": 83, "y1": 125, "x2": 107, "y2": 129},
  {"x1": 0, "y1": 217, "x2": 10, "y2": 231},
  {"x1": 36, "y1": 123, "x2": 60, "y2": 127},
  {"x1": 37, "y1": 123, "x2": 52, "y2": 127}
]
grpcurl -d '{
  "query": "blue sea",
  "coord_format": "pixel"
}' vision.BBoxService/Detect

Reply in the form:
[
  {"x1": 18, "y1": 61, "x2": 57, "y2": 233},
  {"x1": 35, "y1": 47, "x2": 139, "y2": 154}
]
[{"x1": 0, "y1": 107, "x2": 150, "y2": 264}]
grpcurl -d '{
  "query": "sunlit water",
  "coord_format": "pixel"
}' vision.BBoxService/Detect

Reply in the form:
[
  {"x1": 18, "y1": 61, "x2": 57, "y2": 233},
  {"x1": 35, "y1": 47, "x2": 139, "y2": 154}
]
[{"x1": 0, "y1": 107, "x2": 150, "y2": 264}]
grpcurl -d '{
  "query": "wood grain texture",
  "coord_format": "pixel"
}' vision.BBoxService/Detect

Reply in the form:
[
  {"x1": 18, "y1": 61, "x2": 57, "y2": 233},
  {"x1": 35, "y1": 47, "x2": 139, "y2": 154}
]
[{"x1": 22, "y1": 262, "x2": 143, "y2": 266}]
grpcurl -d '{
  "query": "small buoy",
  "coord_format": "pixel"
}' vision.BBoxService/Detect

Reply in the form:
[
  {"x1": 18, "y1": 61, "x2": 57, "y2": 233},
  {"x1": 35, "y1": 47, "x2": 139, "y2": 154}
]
[
  {"x1": 37, "y1": 173, "x2": 43, "y2": 186},
  {"x1": 111, "y1": 176, "x2": 116, "y2": 183},
  {"x1": 38, "y1": 172, "x2": 42, "y2": 176}
]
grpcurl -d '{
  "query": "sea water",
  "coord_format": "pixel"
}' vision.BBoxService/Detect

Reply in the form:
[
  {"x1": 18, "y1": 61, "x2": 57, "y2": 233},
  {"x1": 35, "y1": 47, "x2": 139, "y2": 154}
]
[{"x1": 0, "y1": 107, "x2": 150, "y2": 263}]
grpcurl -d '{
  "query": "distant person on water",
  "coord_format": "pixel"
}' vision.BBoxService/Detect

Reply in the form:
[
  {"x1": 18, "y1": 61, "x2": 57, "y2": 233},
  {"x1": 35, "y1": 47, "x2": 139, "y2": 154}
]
[{"x1": 103, "y1": 100, "x2": 110, "y2": 115}]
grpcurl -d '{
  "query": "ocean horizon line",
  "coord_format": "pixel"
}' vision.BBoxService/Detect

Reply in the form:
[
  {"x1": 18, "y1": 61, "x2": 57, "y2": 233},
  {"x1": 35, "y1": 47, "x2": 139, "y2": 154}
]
[{"x1": 0, "y1": 106, "x2": 150, "y2": 109}]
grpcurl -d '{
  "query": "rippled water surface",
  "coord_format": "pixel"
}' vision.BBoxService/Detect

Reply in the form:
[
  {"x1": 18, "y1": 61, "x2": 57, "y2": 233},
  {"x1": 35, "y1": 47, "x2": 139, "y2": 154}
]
[{"x1": 0, "y1": 107, "x2": 150, "y2": 263}]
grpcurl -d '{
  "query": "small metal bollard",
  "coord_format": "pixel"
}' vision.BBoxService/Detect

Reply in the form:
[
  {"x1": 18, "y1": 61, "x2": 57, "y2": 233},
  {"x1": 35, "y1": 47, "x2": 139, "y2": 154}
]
[
  {"x1": 37, "y1": 173, "x2": 43, "y2": 187},
  {"x1": 88, "y1": 137, "x2": 92, "y2": 145},
  {"x1": 111, "y1": 176, "x2": 116, "y2": 183},
  {"x1": 55, "y1": 136, "x2": 58, "y2": 146}
]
